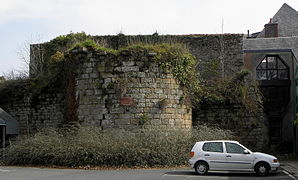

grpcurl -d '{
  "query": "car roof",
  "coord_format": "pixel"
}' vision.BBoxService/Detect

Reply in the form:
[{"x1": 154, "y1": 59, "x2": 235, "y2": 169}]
[{"x1": 196, "y1": 140, "x2": 239, "y2": 144}]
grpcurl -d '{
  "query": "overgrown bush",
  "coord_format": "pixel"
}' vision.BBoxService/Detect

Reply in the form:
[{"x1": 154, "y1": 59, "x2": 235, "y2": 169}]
[
  {"x1": 0, "y1": 79, "x2": 29, "y2": 104},
  {"x1": 200, "y1": 70, "x2": 263, "y2": 113},
  {"x1": 4, "y1": 125, "x2": 234, "y2": 167}
]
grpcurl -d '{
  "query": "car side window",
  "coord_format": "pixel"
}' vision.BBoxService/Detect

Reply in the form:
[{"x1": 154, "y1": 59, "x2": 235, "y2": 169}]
[
  {"x1": 225, "y1": 142, "x2": 245, "y2": 154},
  {"x1": 202, "y1": 142, "x2": 223, "y2": 153}
]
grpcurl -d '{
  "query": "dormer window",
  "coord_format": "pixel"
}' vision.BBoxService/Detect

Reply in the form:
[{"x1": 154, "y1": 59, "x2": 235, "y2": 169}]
[{"x1": 256, "y1": 56, "x2": 289, "y2": 80}]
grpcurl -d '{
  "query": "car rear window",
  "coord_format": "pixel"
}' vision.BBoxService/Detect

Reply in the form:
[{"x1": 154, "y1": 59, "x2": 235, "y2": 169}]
[{"x1": 202, "y1": 142, "x2": 223, "y2": 153}]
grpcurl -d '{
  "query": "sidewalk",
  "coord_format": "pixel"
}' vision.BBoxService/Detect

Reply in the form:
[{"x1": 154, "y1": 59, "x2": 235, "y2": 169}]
[{"x1": 281, "y1": 161, "x2": 298, "y2": 179}]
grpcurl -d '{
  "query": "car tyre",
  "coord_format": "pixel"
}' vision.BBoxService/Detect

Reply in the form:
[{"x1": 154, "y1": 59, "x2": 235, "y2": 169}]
[
  {"x1": 255, "y1": 162, "x2": 270, "y2": 176},
  {"x1": 194, "y1": 161, "x2": 208, "y2": 175}
]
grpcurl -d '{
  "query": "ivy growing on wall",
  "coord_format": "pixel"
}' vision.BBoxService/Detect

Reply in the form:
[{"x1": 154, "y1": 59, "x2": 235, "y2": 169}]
[
  {"x1": 116, "y1": 43, "x2": 201, "y2": 103},
  {"x1": 199, "y1": 69, "x2": 263, "y2": 113}
]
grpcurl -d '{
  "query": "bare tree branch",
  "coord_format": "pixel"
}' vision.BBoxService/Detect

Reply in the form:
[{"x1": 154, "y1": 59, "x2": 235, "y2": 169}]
[{"x1": 15, "y1": 35, "x2": 44, "y2": 78}]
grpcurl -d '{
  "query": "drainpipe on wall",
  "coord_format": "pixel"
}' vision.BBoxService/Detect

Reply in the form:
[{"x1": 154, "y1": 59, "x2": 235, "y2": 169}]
[
  {"x1": 2, "y1": 126, "x2": 5, "y2": 158},
  {"x1": 293, "y1": 54, "x2": 298, "y2": 156}
]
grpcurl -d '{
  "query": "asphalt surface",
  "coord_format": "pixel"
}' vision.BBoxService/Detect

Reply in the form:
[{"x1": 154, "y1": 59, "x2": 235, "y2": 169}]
[{"x1": 0, "y1": 167, "x2": 294, "y2": 180}]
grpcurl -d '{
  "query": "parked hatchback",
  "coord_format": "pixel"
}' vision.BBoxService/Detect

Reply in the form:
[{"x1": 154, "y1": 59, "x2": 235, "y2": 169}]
[{"x1": 189, "y1": 140, "x2": 280, "y2": 176}]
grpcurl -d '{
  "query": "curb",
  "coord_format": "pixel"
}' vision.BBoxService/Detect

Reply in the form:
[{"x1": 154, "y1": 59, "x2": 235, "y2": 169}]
[
  {"x1": 281, "y1": 164, "x2": 297, "y2": 180},
  {"x1": 281, "y1": 169, "x2": 297, "y2": 180}
]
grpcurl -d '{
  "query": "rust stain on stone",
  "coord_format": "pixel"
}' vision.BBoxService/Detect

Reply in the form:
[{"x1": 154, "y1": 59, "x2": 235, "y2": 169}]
[{"x1": 120, "y1": 97, "x2": 134, "y2": 106}]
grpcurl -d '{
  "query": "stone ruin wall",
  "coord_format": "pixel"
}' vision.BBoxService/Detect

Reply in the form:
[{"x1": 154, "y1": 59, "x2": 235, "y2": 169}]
[
  {"x1": 0, "y1": 94, "x2": 63, "y2": 134},
  {"x1": 0, "y1": 46, "x2": 193, "y2": 134},
  {"x1": 30, "y1": 34, "x2": 244, "y2": 79},
  {"x1": 74, "y1": 48, "x2": 192, "y2": 129},
  {"x1": 1, "y1": 34, "x2": 270, "y2": 150},
  {"x1": 104, "y1": 34, "x2": 245, "y2": 78},
  {"x1": 194, "y1": 104, "x2": 268, "y2": 151}
]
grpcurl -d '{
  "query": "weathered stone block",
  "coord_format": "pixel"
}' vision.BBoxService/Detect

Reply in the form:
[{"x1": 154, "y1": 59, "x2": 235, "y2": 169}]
[
  {"x1": 110, "y1": 108, "x2": 124, "y2": 114},
  {"x1": 118, "y1": 113, "x2": 134, "y2": 119},
  {"x1": 121, "y1": 66, "x2": 139, "y2": 72},
  {"x1": 81, "y1": 74, "x2": 89, "y2": 79},
  {"x1": 122, "y1": 61, "x2": 135, "y2": 66},
  {"x1": 115, "y1": 119, "x2": 131, "y2": 125}
]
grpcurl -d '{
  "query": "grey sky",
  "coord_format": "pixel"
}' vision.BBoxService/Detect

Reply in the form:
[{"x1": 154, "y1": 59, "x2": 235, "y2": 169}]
[{"x1": 0, "y1": 0, "x2": 297, "y2": 75}]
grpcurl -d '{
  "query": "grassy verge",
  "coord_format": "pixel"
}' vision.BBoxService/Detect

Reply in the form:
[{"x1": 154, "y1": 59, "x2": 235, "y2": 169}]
[{"x1": 3, "y1": 125, "x2": 234, "y2": 168}]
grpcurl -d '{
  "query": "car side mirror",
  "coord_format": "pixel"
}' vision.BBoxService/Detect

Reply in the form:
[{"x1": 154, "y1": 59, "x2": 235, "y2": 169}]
[{"x1": 243, "y1": 150, "x2": 250, "y2": 154}]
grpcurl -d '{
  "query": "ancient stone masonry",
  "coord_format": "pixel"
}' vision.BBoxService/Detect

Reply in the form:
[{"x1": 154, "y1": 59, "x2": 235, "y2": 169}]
[
  {"x1": 30, "y1": 34, "x2": 244, "y2": 79},
  {"x1": 0, "y1": 93, "x2": 63, "y2": 134},
  {"x1": 99, "y1": 34, "x2": 243, "y2": 79},
  {"x1": 194, "y1": 104, "x2": 268, "y2": 151},
  {"x1": 1, "y1": 33, "x2": 270, "y2": 151},
  {"x1": 0, "y1": 46, "x2": 193, "y2": 133},
  {"x1": 73, "y1": 47, "x2": 192, "y2": 129}
]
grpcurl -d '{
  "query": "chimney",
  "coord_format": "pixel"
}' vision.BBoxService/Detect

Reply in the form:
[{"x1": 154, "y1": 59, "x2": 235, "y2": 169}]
[{"x1": 264, "y1": 19, "x2": 278, "y2": 38}]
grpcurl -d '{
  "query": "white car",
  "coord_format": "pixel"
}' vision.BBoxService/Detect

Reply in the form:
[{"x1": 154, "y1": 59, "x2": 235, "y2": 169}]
[{"x1": 189, "y1": 140, "x2": 280, "y2": 176}]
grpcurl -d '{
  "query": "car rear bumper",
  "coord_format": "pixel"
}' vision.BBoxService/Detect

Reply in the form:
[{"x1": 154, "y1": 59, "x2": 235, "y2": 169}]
[{"x1": 189, "y1": 159, "x2": 196, "y2": 168}]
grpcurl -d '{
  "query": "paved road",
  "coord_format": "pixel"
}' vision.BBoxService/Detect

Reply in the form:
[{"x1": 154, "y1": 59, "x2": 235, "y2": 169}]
[{"x1": 0, "y1": 166, "x2": 294, "y2": 180}]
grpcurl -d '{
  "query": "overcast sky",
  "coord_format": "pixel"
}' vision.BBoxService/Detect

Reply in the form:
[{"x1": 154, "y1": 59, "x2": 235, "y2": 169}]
[{"x1": 0, "y1": 0, "x2": 297, "y2": 76}]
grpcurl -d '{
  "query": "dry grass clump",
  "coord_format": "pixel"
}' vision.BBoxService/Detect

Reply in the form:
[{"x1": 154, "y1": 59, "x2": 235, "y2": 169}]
[{"x1": 4, "y1": 125, "x2": 234, "y2": 167}]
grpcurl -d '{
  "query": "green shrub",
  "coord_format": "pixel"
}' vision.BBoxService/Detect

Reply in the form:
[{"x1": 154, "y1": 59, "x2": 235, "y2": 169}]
[
  {"x1": 0, "y1": 79, "x2": 29, "y2": 104},
  {"x1": 4, "y1": 125, "x2": 234, "y2": 167},
  {"x1": 200, "y1": 70, "x2": 263, "y2": 113}
]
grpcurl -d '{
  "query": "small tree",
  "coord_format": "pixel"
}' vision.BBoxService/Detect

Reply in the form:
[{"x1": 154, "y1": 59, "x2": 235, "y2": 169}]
[
  {"x1": 0, "y1": 76, "x2": 5, "y2": 83},
  {"x1": 219, "y1": 19, "x2": 225, "y2": 78},
  {"x1": 2, "y1": 69, "x2": 27, "y2": 80}
]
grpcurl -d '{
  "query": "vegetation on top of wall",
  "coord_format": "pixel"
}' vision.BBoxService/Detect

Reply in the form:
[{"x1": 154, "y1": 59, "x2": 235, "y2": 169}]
[
  {"x1": 71, "y1": 39, "x2": 117, "y2": 54},
  {"x1": 26, "y1": 32, "x2": 90, "y2": 94},
  {"x1": 200, "y1": 69, "x2": 263, "y2": 113},
  {"x1": 43, "y1": 32, "x2": 91, "y2": 60}
]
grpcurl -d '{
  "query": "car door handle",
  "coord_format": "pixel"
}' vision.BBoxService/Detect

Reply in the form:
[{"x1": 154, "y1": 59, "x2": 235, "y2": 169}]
[
  {"x1": 204, "y1": 154, "x2": 210, "y2": 156},
  {"x1": 226, "y1": 155, "x2": 231, "y2": 157}
]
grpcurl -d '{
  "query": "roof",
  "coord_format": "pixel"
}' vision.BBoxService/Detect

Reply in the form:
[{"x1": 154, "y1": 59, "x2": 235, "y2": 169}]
[
  {"x1": 196, "y1": 140, "x2": 239, "y2": 143},
  {"x1": 0, "y1": 108, "x2": 19, "y2": 134},
  {"x1": 257, "y1": 3, "x2": 298, "y2": 38}
]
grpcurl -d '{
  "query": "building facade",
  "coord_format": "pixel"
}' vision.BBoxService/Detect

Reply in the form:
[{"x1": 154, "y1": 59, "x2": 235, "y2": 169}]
[{"x1": 244, "y1": 3, "x2": 298, "y2": 153}]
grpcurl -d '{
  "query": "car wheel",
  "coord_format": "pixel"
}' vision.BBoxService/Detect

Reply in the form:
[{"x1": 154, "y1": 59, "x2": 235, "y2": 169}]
[
  {"x1": 255, "y1": 162, "x2": 270, "y2": 176},
  {"x1": 194, "y1": 161, "x2": 208, "y2": 175}
]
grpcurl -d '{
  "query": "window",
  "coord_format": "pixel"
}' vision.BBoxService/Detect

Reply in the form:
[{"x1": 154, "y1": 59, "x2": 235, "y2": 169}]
[
  {"x1": 225, "y1": 142, "x2": 246, "y2": 154},
  {"x1": 202, "y1": 142, "x2": 223, "y2": 153},
  {"x1": 256, "y1": 56, "x2": 289, "y2": 80}
]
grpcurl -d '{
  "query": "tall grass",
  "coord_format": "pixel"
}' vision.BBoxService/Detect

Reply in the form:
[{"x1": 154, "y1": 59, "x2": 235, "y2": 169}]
[{"x1": 4, "y1": 125, "x2": 234, "y2": 167}]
